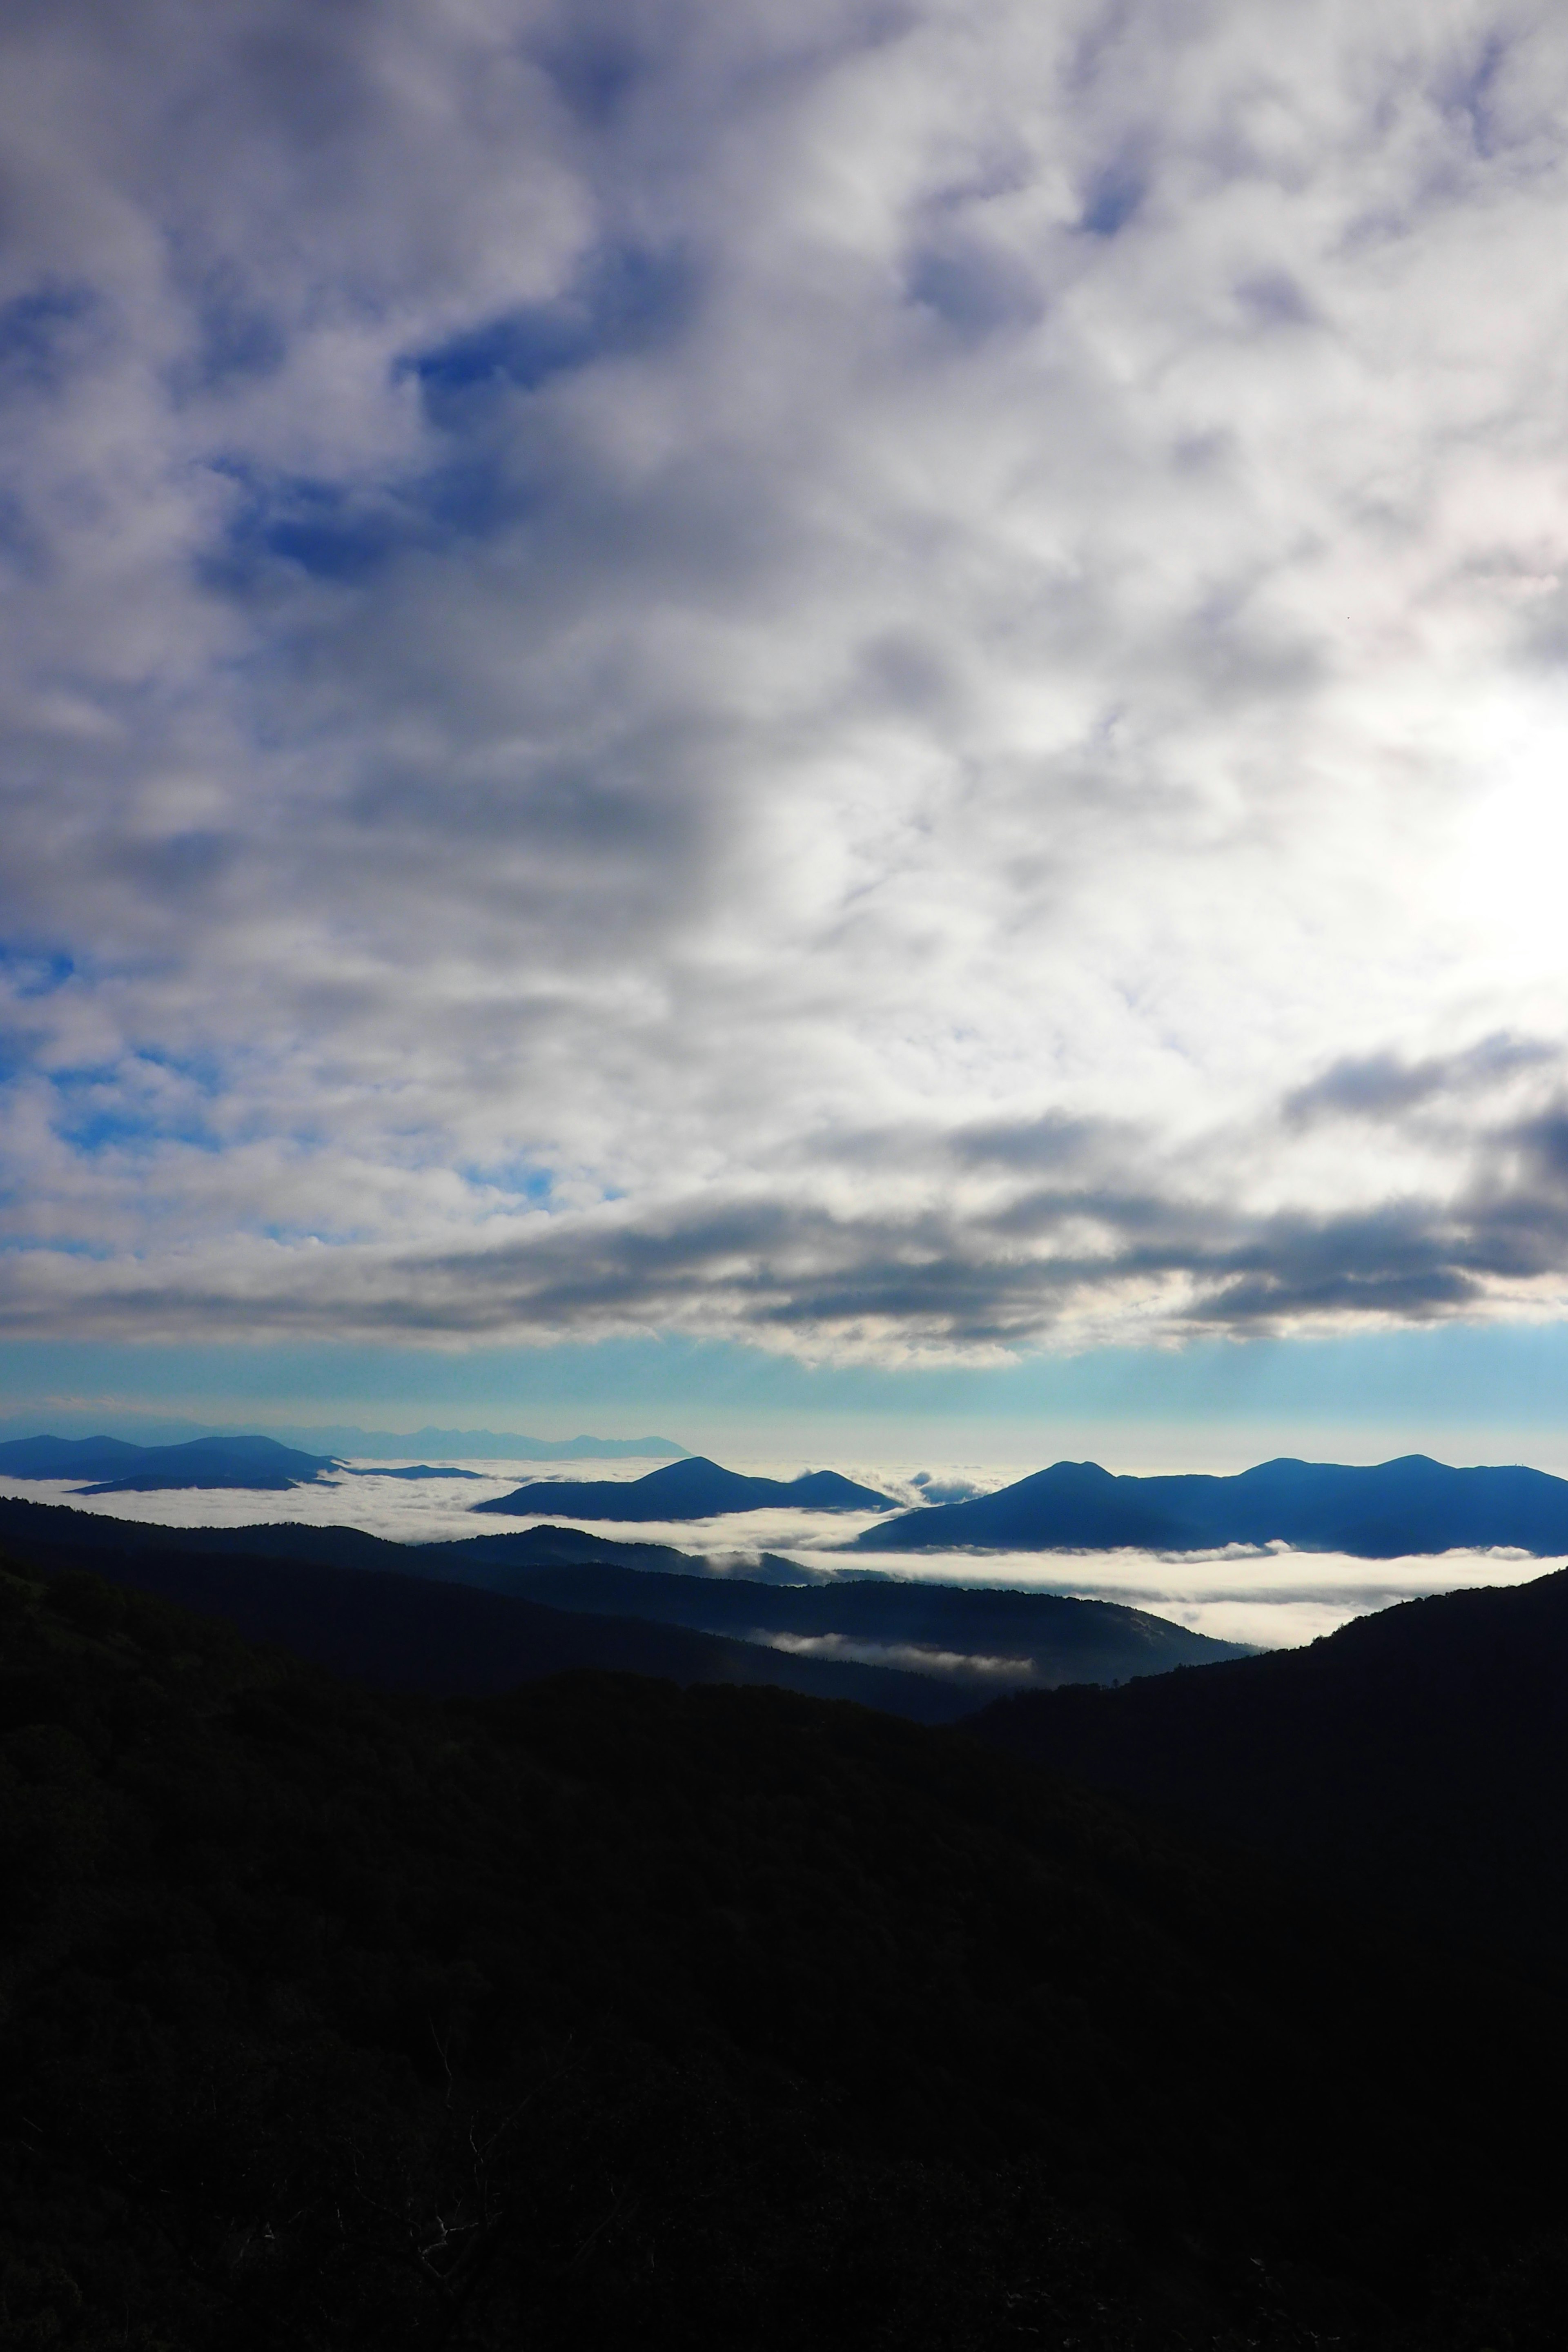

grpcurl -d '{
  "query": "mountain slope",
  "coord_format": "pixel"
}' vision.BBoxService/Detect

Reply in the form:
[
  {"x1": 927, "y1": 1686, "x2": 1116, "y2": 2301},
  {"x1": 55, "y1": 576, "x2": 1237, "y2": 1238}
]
[
  {"x1": 474, "y1": 1453, "x2": 895, "y2": 1519},
  {"x1": 11, "y1": 1532, "x2": 974, "y2": 1722},
  {"x1": 967, "y1": 1565, "x2": 1568, "y2": 1974},
  {"x1": 2, "y1": 1547, "x2": 1564, "y2": 2349},
  {"x1": 0, "y1": 1493, "x2": 702, "y2": 1579},
  {"x1": 853, "y1": 1450, "x2": 1568, "y2": 1555},
  {"x1": 475, "y1": 1559, "x2": 1249, "y2": 1688},
  {"x1": 0, "y1": 1496, "x2": 1243, "y2": 1704}
]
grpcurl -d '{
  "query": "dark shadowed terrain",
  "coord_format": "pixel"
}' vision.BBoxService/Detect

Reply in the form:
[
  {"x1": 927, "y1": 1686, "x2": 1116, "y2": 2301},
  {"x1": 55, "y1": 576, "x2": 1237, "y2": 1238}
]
[
  {"x1": 967, "y1": 1565, "x2": 1568, "y2": 1977},
  {"x1": 3, "y1": 1539, "x2": 1567, "y2": 2350},
  {"x1": 0, "y1": 1495, "x2": 1245, "y2": 1705}
]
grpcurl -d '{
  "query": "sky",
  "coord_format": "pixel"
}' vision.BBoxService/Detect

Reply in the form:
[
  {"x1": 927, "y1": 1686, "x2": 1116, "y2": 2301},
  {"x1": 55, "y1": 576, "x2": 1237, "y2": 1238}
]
[{"x1": 5, "y1": 0, "x2": 1568, "y2": 1458}]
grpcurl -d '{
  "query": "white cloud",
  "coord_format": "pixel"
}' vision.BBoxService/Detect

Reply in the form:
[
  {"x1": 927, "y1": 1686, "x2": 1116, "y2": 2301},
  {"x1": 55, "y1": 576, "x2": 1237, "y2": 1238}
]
[{"x1": 4, "y1": 0, "x2": 1568, "y2": 1357}]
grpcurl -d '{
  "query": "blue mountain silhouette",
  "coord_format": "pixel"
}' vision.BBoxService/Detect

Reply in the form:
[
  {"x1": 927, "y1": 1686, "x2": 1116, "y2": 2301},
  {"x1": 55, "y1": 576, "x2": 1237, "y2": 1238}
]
[
  {"x1": 852, "y1": 1452, "x2": 1568, "y2": 1556},
  {"x1": 0, "y1": 1432, "x2": 339, "y2": 1492},
  {"x1": 473, "y1": 1453, "x2": 894, "y2": 1520}
]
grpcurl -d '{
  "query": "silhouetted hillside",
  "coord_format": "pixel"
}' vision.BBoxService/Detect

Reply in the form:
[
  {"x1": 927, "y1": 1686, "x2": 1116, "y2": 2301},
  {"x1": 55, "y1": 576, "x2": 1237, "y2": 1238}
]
[
  {"x1": 2, "y1": 1545, "x2": 1565, "y2": 2348},
  {"x1": 968, "y1": 1566, "x2": 1568, "y2": 1976},
  {"x1": 10, "y1": 1533, "x2": 972, "y2": 1721},
  {"x1": 0, "y1": 1431, "x2": 340, "y2": 1491},
  {"x1": 475, "y1": 1453, "x2": 895, "y2": 1519},
  {"x1": 0, "y1": 1494, "x2": 699, "y2": 1578},
  {"x1": 0, "y1": 1495, "x2": 1243, "y2": 1699},
  {"x1": 477, "y1": 1559, "x2": 1248, "y2": 1688},
  {"x1": 854, "y1": 1450, "x2": 1568, "y2": 1555}
]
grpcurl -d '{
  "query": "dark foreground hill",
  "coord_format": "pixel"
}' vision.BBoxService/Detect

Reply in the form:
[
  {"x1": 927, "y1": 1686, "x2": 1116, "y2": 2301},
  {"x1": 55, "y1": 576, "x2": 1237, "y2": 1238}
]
[
  {"x1": 0, "y1": 1493, "x2": 704, "y2": 1580},
  {"x1": 0, "y1": 1494, "x2": 1245, "y2": 1704},
  {"x1": 474, "y1": 1453, "x2": 894, "y2": 1519},
  {"x1": 0, "y1": 1432, "x2": 340, "y2": 1492},
  {"x1": 472, "y1": 1558, "x2": 1248, "y2": 1688},
  {"x1": 853, "y1": 1449, "x2": 1568, "y2": 1554},
  {"x1": 968, "y1": 1565, "x2": 1568, "y2": 1978},
  {"x1": 2, "y1": 1546, "x2": 1566, "y2": 2351},
  {"x1": 2, "y1": 1532, "x2": 974, "y2": 1722}
]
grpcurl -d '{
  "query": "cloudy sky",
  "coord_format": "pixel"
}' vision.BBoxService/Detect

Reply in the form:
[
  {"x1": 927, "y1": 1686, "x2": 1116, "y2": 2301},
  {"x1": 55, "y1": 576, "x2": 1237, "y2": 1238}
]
[{"x1": 5, "y1": 0, "x2": 1568, "y2": 1446}]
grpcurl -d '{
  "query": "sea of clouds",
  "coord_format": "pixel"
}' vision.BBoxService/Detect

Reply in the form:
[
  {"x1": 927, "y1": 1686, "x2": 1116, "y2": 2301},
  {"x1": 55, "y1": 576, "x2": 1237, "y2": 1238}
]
[{"x1": 2, "y1": 1451, "x2": 1554, "y2": 1648}]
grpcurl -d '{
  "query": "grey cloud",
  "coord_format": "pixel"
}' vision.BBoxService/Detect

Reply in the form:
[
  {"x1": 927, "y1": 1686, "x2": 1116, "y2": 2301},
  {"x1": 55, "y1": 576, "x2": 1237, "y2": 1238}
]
[
  {"x1": 12, "y1": 1092, "x2": 1568, "y2": 1350},
  {"x1": 905, "y1": 239, "x2": 1042, "y2": 339},
  {"x1": 952, "y1": 1111, "x2": 1122, "y2": 1170},
  {"x1": 1233, "y1": 270, "x2": 1317, "y2": 330},
  {"x1": 1284, "y1": 1038, "x2": 1559, "y2": 1127},
  {"x1": 2, "y1": 0, "x2": 1568, "y2": 1359}
]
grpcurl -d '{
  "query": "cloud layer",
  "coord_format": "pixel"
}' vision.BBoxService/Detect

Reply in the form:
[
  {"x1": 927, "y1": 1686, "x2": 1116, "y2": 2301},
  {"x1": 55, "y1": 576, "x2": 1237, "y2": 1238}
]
[{"x1": 6, "y1": 0, "x2": 1568, "y2": 1357}]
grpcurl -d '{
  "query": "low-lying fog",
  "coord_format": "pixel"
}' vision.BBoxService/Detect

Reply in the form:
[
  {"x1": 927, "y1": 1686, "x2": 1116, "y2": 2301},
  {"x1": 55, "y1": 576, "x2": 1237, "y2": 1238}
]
[{"x1": 2, "y1": 1455, "x2": 1558, "y2": 1650}]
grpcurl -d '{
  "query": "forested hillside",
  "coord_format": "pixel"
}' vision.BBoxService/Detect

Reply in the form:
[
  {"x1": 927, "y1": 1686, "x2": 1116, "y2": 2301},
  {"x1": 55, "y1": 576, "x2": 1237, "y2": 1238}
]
[{"x1": 3, "y1": 1545, "x2": 1566, "y2": 2348}]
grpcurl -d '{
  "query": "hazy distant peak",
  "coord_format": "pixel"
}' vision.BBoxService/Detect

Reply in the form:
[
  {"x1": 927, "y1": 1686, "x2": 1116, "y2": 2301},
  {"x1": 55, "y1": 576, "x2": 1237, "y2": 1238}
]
[{"x1": 0, "y1": 1432, "x2": 339, "y2": 1492}]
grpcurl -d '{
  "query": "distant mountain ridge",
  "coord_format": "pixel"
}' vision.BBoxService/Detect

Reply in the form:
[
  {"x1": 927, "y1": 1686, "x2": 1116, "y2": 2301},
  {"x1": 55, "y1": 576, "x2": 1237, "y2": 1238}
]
[
  {"x1": 0, "y1": 1432, "x2": 339, "y2": 1492},
  {"x1": 853, "y1": 1450, "x2": 1568, "y2": 1556},
  {"x1": 0, "y1": 1423, "x2": 690, "y2": 1464},
  {"x1": 474, "y1": 1454, "x2": 896, "y2": 1520}
]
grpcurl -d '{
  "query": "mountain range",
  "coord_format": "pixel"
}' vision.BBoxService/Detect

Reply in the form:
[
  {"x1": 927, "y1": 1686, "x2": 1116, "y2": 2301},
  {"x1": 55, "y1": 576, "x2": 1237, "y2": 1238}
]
[
  {"x1": 0, "y1": 1431, "x2": 340, "y2": 1491},
  {"x1": 12, "y1": 1434, "x2": 1568, "y2": 1558},
  {"x1": 0, "y1": 1491, "x2": 1243, "y2": 1713},
  {"x1": 852, "y1": 1449, "x2": 1568, "y2": 1555},
  {"x1": 0, "y1": 1417, "x2": 690, "y2": 1459},
  {"x1": 474, "y1": 1453, "x2": 896, "y2": 1519}
]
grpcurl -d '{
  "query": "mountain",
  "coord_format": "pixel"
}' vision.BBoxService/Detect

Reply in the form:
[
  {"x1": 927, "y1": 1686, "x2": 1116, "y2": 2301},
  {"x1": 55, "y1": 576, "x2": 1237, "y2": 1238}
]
[
  {"x1": 351, "y1": 1461, "x2": 487, "y2": 1479},
  {"x1": 852, "y1": 1450, "x2": 1568, "y2": 1555},
  {"x1": 0, "y1": 1494, "x2": 1240, "y2": 1707},
  {"x1": 0, "y1": 1433, "x2": 147, "y2": 1479},
  {"x1": 967, "y1": 1565, "x2": 1568, "y2": 1977},
  {"x1": 0, "y1": 1430, "x2": 339, "y2": 1491},
  {"x1": 0, "y1": 1492, "x2": 715, "y2": 1578},
  {"x1": 474, "y1": 1453, "x2": 895, "y2": 1519},
  {"x1": 3, "y1": 1545, "x2": 1565, "y2": 2349},
  {"x1": 461, "y1": 1559, "x2": 1248, "y2": 1689},
  {"x1": 13, "y1": 1530, "x2": 972, "y2": 1722}
]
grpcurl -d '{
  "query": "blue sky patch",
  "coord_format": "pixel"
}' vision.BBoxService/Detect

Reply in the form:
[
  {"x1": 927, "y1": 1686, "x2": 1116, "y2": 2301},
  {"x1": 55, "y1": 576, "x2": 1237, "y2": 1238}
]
[
  {"x1": 1079, "y1": 160, "x2": 1146, "y2": 238},
  {"x1": 405, "y1": 243, "x2": 697, "y2": 423},
  {"x1": 0, "y1": 282, "x2": 98, "y2": 400}
]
